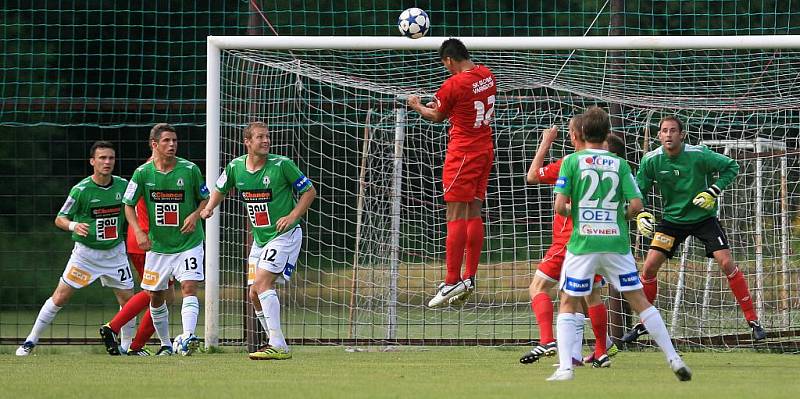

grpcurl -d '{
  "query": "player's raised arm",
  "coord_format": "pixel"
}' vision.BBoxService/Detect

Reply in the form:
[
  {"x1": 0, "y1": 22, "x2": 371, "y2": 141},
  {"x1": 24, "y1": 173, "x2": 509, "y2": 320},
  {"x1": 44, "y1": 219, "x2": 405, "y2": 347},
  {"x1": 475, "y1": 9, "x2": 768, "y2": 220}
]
[
  {"x1": 526, "y1": 125, "x2": 558, "y2": 184},
  {"x1": 408, "y1": 94, "x2": 446, "y2": 122}
]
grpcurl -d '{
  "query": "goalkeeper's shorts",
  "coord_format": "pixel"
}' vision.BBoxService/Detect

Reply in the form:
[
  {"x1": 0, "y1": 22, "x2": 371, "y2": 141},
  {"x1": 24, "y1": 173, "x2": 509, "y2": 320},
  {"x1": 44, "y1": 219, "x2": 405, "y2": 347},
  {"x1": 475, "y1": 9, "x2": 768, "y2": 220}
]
[{"x1": 649, "y1": 216, "x2": 729, "y2": 259}]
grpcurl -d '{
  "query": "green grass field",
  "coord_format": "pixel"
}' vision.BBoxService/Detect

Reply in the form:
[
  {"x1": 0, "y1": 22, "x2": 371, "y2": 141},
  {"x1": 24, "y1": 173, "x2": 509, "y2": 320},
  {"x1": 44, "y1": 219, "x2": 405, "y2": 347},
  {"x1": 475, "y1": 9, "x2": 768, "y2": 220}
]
[{"x1": 0, "y1": 346, "x2": 796, "y2": 399}]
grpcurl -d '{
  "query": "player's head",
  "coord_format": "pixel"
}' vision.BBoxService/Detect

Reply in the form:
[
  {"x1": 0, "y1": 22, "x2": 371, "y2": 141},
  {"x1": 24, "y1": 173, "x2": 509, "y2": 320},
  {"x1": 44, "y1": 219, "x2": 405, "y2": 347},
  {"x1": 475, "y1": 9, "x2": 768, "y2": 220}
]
[
  {"x1": 605, "y1": 133, "x2": 626, "y2": 159},
  {"x1": 244, "y1": 122, "x2": 270, "y2": 157},
  {"x1": 149, "y1": 123, "x2": 178, "y2": 159},
  {"x1": 89, "y1": 140, "x2": 115, "y2": 176},
  {"x1": 439, "y1": 38, "x2": 470, "y2": 74},
  {"x1": 581, "y1": 106, "x2": 611, "y2": 143},
  {"x1": 658, "y1": 115, "x2": 685, "y2": 153},
  {"x1": 568, "y1": 114, "x2": 585, "y2": 150}
]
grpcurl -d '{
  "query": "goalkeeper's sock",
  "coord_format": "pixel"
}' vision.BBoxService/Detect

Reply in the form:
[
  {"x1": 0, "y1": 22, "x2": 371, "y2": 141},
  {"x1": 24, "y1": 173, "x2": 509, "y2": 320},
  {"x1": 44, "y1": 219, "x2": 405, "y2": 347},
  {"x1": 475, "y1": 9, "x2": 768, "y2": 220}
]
[
  {"x1": 531, "y1": 293, "x2": 555, "y2": 345},
  {"x1": 255, "y1": 310, "x2": 269, "y2": 333},
  {"x1": 726, "y1": 267, "x2": 758, "y2": 322},
  {"x1": 119, "y1": 316, "x2": 136, "y2": 352},
  {"x1": 445, "y1": 219, "x2": 467, "y2": 285},
  {"x1": 259, "y1": 289, "x2": 287, "y2": 349},
  {"x1": 555, "y1": 313, "x2": 577, "y2": 371},
  {"x1": 641, "y1": 273, "x2": 658, "y2": 304},
  {"x1": 572, "y1": 312, "x2": 585, "y2": 361},
  {"x1": 588, "y1": 303, "x2": 608, "y2": 358},
  {"x1": 149, "y1": 303, "x2": 172, "y2": 348},
  {"x1": 181, "y1": 295, "x2": 200, "y2": 335},
  {"x1": 640, "y1": 306, "x2": 680, "y2": 364},
  {"x1": 130, "y1": 309, "x2": 155, "y2": 351},
  {"x1": 25, "y1": 297, "x2": 62, "y2": 344},
  {"x1": 463, "y1": 217, "x2": 484, "y2": 280},
  {"x1": 109, "y1": 290, "x2": 150, "y2": 332}
]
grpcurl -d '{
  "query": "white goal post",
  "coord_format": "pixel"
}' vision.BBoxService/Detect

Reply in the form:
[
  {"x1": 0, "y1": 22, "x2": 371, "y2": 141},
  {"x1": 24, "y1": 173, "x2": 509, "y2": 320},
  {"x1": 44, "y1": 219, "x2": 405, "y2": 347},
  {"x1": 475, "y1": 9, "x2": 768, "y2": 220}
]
[{"x1": 205, "y1": 35, "x2": 800, "y2": 350}]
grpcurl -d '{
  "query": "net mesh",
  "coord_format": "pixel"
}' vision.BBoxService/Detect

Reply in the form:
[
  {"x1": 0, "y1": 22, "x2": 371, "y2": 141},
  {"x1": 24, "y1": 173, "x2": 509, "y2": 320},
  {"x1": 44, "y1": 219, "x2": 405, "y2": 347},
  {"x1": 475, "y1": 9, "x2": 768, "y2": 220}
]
[{"x1": 215, "y1": 46, "x2": 800, "y2": 350}]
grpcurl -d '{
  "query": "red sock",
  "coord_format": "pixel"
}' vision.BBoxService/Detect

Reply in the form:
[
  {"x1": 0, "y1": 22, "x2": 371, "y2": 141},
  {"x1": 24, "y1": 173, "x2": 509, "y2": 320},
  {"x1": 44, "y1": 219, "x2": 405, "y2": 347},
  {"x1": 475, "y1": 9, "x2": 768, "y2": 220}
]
[
  {"x1": 588, "y1": 303, "x2": 608, "y2": 357},
  {"x1": 109, "y1": 290, "x2": 151, "y2": 332},
  {"x1": 531, "y1": 292, "x2": 554, "y2": 345},
  {"x1": 641, "y1": 273, "x2": 658, "y2": 305},
  {"x1": 129, "y1": 309, "x2": 155, "y2": 351},
  {"x1": 445, "y1": 219, "x2": 467, "y2": 285},
  {"x1": 726, "y1": 267, "x2": 758, "y2": 322},
  {"x1": 463, "y1": 217, "x2": 484, "y2": 280}
]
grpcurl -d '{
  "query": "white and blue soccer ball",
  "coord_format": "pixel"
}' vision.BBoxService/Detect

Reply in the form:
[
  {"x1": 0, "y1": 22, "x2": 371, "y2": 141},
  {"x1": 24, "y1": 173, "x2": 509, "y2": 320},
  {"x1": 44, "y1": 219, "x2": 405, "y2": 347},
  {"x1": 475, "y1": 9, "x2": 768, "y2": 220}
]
[
  {"x1": 398, "y1": 8, "x2": 430, "y2": 39},
  {"x1": 172, "y1": 333, "x2": 198, "y2": 356}
]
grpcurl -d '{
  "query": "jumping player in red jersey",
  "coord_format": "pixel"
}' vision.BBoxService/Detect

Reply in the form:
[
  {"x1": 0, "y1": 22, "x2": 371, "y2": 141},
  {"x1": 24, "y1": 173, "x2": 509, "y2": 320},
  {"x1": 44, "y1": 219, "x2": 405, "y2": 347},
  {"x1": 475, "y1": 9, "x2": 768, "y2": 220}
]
[{"x1": 408, "y1": 38, "x2": 496, "y2": 308}]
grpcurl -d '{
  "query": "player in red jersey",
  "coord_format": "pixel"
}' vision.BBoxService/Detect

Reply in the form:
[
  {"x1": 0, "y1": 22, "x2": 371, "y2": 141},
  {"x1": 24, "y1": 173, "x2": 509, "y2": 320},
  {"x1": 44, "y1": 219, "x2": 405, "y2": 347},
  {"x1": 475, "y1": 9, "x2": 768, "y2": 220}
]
[
  {"x1": 100, "y1": 158, "x2": 167, "y2": 356},
  {"x1": 408, "y1": 38, "x2": 496, "y2": 308},
  {"x1": 519, "y1": 117, "x2": 618, "y2": 367}
]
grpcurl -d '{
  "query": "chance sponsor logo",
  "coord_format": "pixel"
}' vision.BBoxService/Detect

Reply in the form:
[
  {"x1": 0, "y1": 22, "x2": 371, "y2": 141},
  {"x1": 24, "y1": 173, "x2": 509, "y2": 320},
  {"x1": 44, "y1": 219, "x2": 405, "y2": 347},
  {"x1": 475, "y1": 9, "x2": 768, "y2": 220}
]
[
  {"x1": 155, "y1": 203, "x2": 180, "y2": 226},
  {"x1": 579, "y1": 223, "x2": 620, "y2": 236},
  {"x1": 565, "y1": 276, "x2": 591, "y2": 292},
  {"x1": 150, "y1": 190, "x2": 184, "y2": 203},
  {"x1": 619, "y1": 272, "x2": 640, "y2": 287},
  {"x1": 241, "y1": 189, "x2": 272, "y2": 203},
  {"x1": 66, "y1": 265, "x2": 91, "y2": 287}
]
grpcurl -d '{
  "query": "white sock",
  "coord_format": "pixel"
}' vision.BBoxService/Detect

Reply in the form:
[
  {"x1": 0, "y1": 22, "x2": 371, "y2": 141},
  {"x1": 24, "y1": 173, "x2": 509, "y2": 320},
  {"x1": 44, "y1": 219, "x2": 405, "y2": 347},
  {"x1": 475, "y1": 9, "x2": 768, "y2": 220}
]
[
  {"x1": 258, "y1": 290, "x2": 286, "y2": 349},
  {"x1": 640, "y1": 306, "x2": 680, "y2": 363},
  {"x1": 555, "y1": 313, "x2": 576, "y2": 372},
  {"x1": 149, "y1": 303, "x2": 172, "y2": 347},
  {"x1": 119, "y1": 315, "x2": 136, "y2": 352},
  {"x1": 255, "y1": 310, "x2": 269, "y2": 333},
  {"x1": 573, "y1": 312, "x2": 585, "y2": 361},
  {"x1": 25, "y1": 297, "x2": 62, "y2": 344},
  {"x1": 181, "y1": 295, "x2": 200, "y2": 335}
]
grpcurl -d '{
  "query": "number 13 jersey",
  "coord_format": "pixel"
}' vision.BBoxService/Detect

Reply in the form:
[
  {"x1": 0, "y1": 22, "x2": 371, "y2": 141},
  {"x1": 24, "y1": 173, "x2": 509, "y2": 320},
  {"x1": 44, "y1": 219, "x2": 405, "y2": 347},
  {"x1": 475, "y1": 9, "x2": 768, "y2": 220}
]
[{"x1": 215, "y1": 154, "x2": 313, "y2": 246}]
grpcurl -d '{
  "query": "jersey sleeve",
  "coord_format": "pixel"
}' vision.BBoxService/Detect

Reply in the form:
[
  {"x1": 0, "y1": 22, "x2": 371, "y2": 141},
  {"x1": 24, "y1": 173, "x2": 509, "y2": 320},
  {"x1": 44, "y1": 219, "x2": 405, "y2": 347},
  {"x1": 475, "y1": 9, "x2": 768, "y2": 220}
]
[
  {"x1": 191, "y1": 164, "x2": 210, "y2": 200},
  {"x1": 433, "y1": 78, "x2": 457, "y2": 117},
  {"x1": 57, "y1": 186, "x2": 81, "y2": 219},
  {"x1": 553, "y1": 155, "x2": 573, "y2": 197},
  {"x1": 537, "y1": 160, "x2": 562, "y2": 185},
  {"x1": 621, "y1": 163, "x2": 643, "y2": 201},
  {"x1": 214, "y1": 162, "x2": 235, "y2": 194},
  {"x1": 122, "y1": 168, "x2": 143, "y2": 206},
  {"x1": 703, "y1": 146, "x2": 739, "y2": 190},
  {"x1": 282, "y1": 159, "x2": 313, "y2": 194}
]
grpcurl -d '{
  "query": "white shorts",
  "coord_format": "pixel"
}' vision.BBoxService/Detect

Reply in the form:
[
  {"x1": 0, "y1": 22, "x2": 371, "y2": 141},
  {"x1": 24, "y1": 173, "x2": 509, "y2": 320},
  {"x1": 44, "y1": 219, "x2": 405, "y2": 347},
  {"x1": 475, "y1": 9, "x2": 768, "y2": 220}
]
[
  {"x1": 560, "y1": 251, "x2": 642, "y2": 296},
  {"x1": 61, "y1": 242, "x2": 133, "y2": 290},
  {"x1": 247, "y1": 226, "x2": 302, "y2": 286},
  {"x1": 142, "y1": 243, "x2": 205, "y2": 291}
]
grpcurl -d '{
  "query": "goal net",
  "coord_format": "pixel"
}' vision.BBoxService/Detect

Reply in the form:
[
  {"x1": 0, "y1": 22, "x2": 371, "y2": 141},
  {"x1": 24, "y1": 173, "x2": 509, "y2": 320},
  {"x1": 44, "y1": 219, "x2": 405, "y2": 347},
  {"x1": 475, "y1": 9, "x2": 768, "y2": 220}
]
[{"x1": 206, "y1": 36, "x2": 800, "y2": 351}]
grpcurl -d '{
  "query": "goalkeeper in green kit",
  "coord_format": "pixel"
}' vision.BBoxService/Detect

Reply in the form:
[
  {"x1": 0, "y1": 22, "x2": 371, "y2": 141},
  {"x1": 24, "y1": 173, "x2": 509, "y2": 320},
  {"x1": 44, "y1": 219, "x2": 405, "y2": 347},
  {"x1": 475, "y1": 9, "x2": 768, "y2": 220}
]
[{"x1": 624, "y1": 116, "x2": 766, "y2": 343}]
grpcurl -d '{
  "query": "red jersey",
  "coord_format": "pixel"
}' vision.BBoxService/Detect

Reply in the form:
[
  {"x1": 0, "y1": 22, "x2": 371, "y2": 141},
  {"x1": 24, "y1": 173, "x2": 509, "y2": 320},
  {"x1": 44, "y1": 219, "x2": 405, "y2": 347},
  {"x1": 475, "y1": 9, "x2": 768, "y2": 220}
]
[
  {"x1": 434, "y1": 64, "x2": 496, "y2": 152},
  {"x1": 538, "y1": 159, "x2": 572, "y2": 245},
  {"x1": 125, "y1": 196, "x2": 150, "y2": 254}
]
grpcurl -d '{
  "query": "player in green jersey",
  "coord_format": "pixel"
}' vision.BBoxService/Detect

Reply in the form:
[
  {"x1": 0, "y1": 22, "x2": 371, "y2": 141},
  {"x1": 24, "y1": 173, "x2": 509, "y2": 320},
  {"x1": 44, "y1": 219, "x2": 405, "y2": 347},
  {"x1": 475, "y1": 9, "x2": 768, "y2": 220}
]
[
  {"x1": 548, "y1": 107, "x2": 690, "y2": 382},
  {"x1": 16, "y1": 141, "x2": 135, "y2": 356},
  {"x1": 201, "y1": 122, "x2": 316, "y2": 360},
  {"x1": 624, "y1": 116, "x2": 766, "y2": 343},
  {"x1": 123, "y1": 123, "x2": 209, "y2": 356}
]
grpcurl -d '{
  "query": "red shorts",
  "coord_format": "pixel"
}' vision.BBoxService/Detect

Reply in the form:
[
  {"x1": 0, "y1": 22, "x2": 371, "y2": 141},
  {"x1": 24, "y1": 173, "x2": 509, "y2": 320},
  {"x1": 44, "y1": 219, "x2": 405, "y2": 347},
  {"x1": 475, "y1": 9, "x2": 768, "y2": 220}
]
[
  {"x1": 536, "y1": 242, "x2": 603, "y2": 285},
  {"x1": 442, "y1": 149, "x2": 493, "y2": 202}
]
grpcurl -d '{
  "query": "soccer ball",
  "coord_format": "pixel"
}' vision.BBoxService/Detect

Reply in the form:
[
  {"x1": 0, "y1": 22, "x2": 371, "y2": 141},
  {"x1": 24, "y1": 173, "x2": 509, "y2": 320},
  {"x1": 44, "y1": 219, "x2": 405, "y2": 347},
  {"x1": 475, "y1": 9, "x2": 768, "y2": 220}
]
[
  {"x1": 172, "y1": 333, "x2": 198, "y2": 356},
  {"x1": 398, "y1": 8, "x2": 430, "y2": 39}
]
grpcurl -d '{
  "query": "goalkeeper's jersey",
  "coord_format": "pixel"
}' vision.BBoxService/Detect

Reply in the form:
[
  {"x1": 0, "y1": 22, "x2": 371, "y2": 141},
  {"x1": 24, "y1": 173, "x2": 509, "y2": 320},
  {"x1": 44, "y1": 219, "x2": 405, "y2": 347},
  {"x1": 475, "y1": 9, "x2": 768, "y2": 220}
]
[
  {"x1": 215, "y1": 154, "x2": 313, "y2": 246},
  {"x1": 636, "y1": 143, "x2": 739, "y2": 224},
  {"x1": 554, "y1": 149, "x2": 642, "y2": 255},
  {"x1": 58, "y1": 175, "x2": 128, "y2": 250},
  {"x1": 123, "y1": 158, "x2": 210, "y2": 254}
]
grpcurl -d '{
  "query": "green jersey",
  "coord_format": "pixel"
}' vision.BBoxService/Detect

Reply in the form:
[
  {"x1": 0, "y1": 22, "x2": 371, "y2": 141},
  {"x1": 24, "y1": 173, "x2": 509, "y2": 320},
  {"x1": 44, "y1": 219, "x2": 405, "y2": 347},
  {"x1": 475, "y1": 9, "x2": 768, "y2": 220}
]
[
  {"x1": 637, "y1": 143, "x2": 739, "y2": 224},
  {"x1": 58, "y1": 175, "x2": 128, "y2": 250},
  {"x1": 554, "y1": 149, "x2": 642, "y2": 255},
  {"x1": 123, "y1": 157, "x2": 210, "y2": 254},
  {"x1": 215, "y1": 154, "x2": 313, "y2": 246}
]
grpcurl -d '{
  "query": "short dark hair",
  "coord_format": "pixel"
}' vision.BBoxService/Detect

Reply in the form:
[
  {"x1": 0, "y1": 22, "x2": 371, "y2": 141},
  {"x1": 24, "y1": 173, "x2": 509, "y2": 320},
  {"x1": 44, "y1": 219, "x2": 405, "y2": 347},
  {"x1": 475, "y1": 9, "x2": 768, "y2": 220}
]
[
  {"x1": 439, "y1": 38, "x2": 470, "y2": 61},
  {"x1": 150, "y1": 123, "x2": 176, "y2": 142},
  {"x1": 89, "y1": 140, "x2": 115, "y2": 158},
  {"x1": 581, "y1": 106, "x2": 611, "y2": 143},
  {"x1": 244, "y1": 122, "x2": 269, "y2": 140},
  {"x1": 605, "y1": 134, "x2": 626, "y2": 159},
  {"x1": 659, "y1": 115, "x2": 683, "y2": 132}
]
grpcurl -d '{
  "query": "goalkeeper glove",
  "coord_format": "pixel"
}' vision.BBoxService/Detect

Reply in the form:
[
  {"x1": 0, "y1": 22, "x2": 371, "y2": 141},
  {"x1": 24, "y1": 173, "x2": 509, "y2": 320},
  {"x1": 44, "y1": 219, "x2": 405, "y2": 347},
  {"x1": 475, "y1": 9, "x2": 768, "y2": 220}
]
[
  {"x1": 636, "y1": 212, "x2": 656, "y2": 238},
  {"x1": 692, "y1": 184, "x2": 721, "y2": 210}
]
